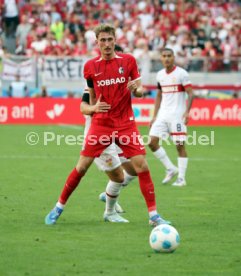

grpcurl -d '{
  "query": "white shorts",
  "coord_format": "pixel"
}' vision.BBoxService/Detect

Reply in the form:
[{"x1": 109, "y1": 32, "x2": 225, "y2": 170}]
[
  {"x1": 94, "y1": 143, "x2": 129, "y2": 172},
  {"x1": 149, "y1": 117, "x2": 187, "y2": 142}
]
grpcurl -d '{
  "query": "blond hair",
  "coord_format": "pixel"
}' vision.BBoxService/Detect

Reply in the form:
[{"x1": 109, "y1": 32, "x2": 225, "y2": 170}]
[{"x1": 94, "y1": 24, "x2": 116, "y2": 38}]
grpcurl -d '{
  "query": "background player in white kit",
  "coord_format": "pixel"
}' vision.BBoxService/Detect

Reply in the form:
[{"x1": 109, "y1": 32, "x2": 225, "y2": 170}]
[{"x1": 149, "y1": 48, "x2": 194, "y2": 187}]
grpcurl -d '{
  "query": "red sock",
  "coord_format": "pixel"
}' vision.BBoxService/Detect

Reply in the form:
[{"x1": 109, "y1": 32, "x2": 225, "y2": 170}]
[
  {"x1": 138, "y1": 170, "x2": 156, "y2": 212},
  {"x1": 58, "y1": 168, "x2": 85, "y2": 204}
]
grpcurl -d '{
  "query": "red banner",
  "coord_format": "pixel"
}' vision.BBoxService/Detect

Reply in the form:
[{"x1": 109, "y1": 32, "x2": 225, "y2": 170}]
[
  {"x1": 0, "y1": 98, "x2": 241, "y2": 126},
  {"x1": 189, "y1": 99, "x2": 241, "y2": 126},
  {"x1": 132, "y1": 98, "x2": 241, "y2": 126},
  {"x1": 0, "y1": 98, "x2": 85, "y2": 124}
]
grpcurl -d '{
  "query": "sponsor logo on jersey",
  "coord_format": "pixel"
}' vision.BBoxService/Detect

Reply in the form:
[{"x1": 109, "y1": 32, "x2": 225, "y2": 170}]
[
  {"x1": 97, "y1": 77, "x2": 126, "y2": 86},
  {"x1": 161, "y1": 85, "x2": 184, "y2": 93}
]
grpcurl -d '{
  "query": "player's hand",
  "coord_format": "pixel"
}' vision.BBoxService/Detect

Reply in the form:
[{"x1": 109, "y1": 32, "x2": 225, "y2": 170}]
[
  {"x1": 94, "y1": 95, "x2": 111, "y2": 113},
  {"x1": 127, "y1": 80, "x2": 143, "y2": 97},
  {"x1": 127, "y1": 80, "x2": 136, "y2": 92},
  {"x1": 182, "y1": 111, "x2": 189, "y2": 125},
  {"x1": 127, "y1": 80, "x2": 139, "y2": 94}
]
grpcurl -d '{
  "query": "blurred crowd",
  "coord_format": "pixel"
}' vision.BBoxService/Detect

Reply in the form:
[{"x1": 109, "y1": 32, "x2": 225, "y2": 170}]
[{"x1": 0, "y1": 0, "x2": 241, "y2": 71}]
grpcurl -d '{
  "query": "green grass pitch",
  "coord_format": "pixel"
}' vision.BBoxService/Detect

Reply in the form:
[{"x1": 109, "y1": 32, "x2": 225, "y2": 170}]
[{"x1": 0, "y1": 125, "x2": 240, "y2": 275}]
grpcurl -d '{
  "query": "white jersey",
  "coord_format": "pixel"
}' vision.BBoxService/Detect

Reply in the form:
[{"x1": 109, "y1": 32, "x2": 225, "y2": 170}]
[
  {"x1": 10, "y1": 81, "x2": 27, "y2": 98},
  {"x1": 156, "y1": 66, "x2": 191, "y2": 119}
]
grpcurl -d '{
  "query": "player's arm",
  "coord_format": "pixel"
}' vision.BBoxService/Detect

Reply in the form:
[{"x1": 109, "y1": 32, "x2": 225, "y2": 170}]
[
  {"x1": 150, "y1": 83, "x2": 162, "y2": 126},
  {"x1": 86, "y1": 78, "x2": 97, "y2": 105},
  {"x1": 80, "y1": 89, "x2": 111, "y2": 115},
  {"x1": 127, "y1": 55, "x2": 144, "y2": 97},
  {"x1": 183, "y1": 86, "x2": 194, "y2": 124},
  {"x1": 83, "y1": 64, "x2": 111, "y2": 114},
  {"x1": 127, "y1": 79, "x2": 144, "y2": 97},
  {"x1": 80, "y1": 91, "x2": 92, "y2": 115}
]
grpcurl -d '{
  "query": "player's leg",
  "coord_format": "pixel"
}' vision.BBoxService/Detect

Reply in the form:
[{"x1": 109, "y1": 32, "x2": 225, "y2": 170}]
[
  {"x1": 94, "y1": 146, "x2": 129, "y2": 221},
  {"x1": 130, "y1": 155, "x2": 171, "y2": 226},
  {"x1": 121, "y1": 158, "x2": 137, "y2": 186},
  {"x1": 170, "y1": 121, "x2": 188, "y2": 187},
  {"x1": 96, "y1": 143, "x2": 137, "y2": 200},
  {"x1": 95, "y1": 147, "x2": 124, "y2": 212},
  {"x1": 116, "y1": 124, "x2": 171, "y2": 226},
  {"x1": 99, "y1": 155, "x2": 136, "y2": 192},
  {"x1": 98, "y1": 157, "x2": 136, "y2": 213},
  {"x1": 172, "y1": 142, "x2": 188, "y2": 187},
  {"x1": 112, "y1": 144, "x2": 137, "y2": 186},
  {"x1": 103, "y1": 166, "x2": 128, "y2": 223},
  {"x1": 45, "y1": 155, "x2": 94, "y2": 225},
  {"x1": 149, "y1": 119, "x2": 177, "y2": 184}
]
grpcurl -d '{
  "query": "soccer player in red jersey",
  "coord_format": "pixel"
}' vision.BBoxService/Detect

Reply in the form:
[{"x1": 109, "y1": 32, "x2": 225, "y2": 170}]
[
  {"x1": 81, "y1": 86, "x2": 136, "y2": 215},
  {"x1": 45, "y1": 24, "x2": 171, "y2": 226}
]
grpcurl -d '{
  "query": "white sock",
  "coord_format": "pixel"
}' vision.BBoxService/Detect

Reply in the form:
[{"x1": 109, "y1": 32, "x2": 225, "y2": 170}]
[
  {"x1": 149, "y1": 210, "x2": 158, "y2": 218},
  {"x1": 105, "y1": 180, "x2": 123, "y2": 214},
  {"x1": 153, "y1": 147, "x2": 176, "y2": 170},
  {"x1": 56, "y1": 202, "x2": 65, "y2": 210},
  {"x1": 122, "y1": 170, "x2": 136, "y2": 187},
  {"x1": 178, "y1": 157, "x2": 188, "y2": 180}
]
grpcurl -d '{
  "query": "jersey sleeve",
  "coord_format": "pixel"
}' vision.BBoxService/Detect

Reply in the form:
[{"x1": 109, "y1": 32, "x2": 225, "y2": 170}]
[
  {"x1": 128, "y1": 55, "x2": 141, "y2": 81},
  {"x1": 181, "y1": 70, "x2": 192, "y2": 87}
]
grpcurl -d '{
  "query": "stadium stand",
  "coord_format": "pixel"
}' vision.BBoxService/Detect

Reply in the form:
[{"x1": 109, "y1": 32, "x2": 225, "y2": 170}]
[
  {"x1": 0, "y1": 0, "x2": 240, "y2": 99},
  {"x1": 0, "y1": 0, "x2": 240, "y2": 69}
]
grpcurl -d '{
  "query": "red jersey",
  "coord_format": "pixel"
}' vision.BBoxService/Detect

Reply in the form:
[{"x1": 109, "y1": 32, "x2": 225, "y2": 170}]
[{"x1": 84, "y1": 53, "x2": 140, "y2": 127}]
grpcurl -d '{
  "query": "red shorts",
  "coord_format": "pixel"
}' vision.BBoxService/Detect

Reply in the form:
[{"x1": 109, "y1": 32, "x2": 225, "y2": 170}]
[{"x1": 81, "y1": 122, "x2": 146, "y2": 158}]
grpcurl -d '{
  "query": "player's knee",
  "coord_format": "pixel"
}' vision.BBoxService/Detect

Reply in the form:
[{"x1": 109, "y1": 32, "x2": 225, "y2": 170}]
[
  {"x1": 122, "y1": 162, "x2": 137, "y2": 176},
  {"x1": 148, "y1": 137, "x2": 159, "y2": 152},
  {"x1": 75, "y1": 156, "x2": 93, "y2": 174},
  {"x1": 176, "y1": 143, "x2": 187, "y2": 156},
  {"x1": 75, "y1": 164, "x2": 88, "y2": 174},
  {"x1": 136, "y1": 164, "x2": 149, "y2": 173},
  {"x1": 131, "y1": 158, "x2": 149, "y2": 173},
  {"x1": 148, "y1": 142, "x2": 156, "y2": 152},
  {"x1": 106, "y1": 168, "x2": 125, "y2": 183},
  {"x1": 114, "y1": 175, "x2": 125, "y2": 183}
]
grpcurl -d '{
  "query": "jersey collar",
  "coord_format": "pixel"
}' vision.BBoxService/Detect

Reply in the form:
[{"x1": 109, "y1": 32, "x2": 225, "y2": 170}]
[
  {"x1": 166, "y1": 66, "x2": 176, "y2": 74},
  {"x1": 96, "y1": 53, "x2": 123, "y2": 62}
]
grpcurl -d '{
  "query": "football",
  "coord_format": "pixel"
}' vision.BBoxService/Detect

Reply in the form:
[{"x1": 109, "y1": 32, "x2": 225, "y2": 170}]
[{"x1": 149, "y1": 224, "x2": 180, "y2": 253}]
